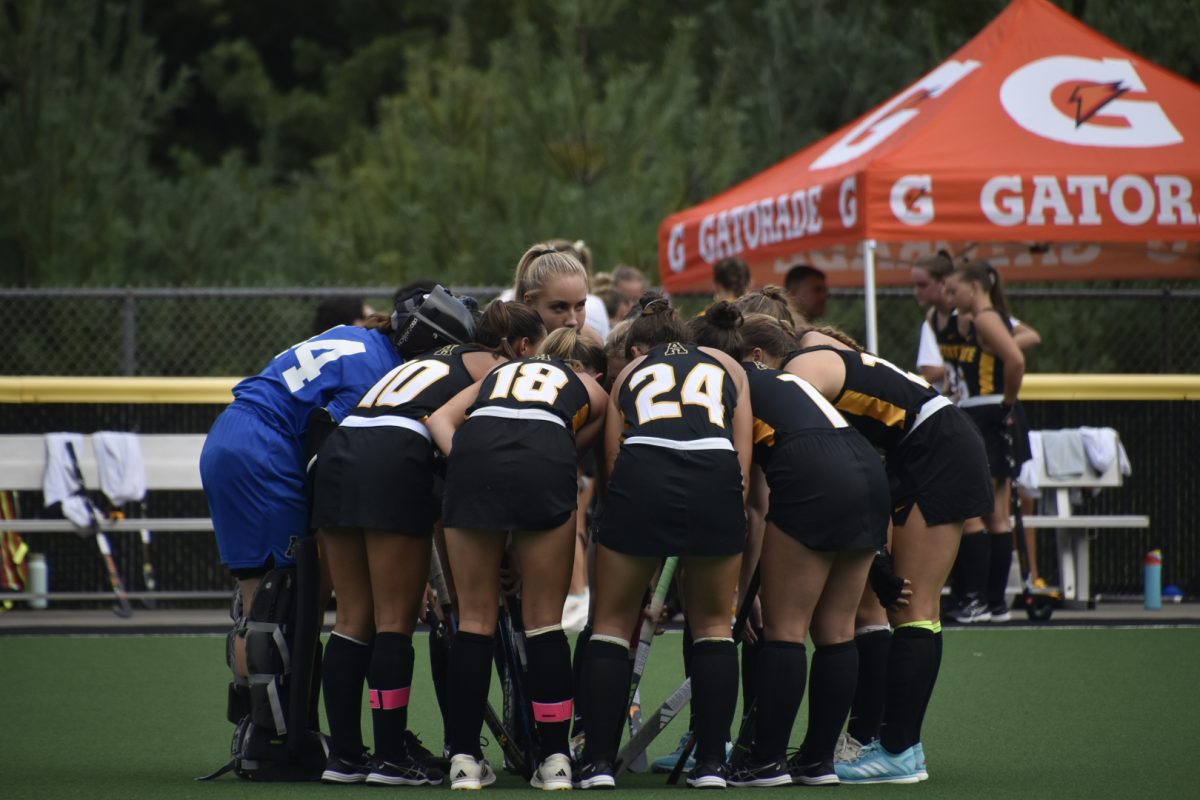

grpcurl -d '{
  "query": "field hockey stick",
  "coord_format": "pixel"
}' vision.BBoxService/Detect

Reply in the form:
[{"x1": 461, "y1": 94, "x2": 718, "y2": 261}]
[
  {"x1": 666, "y1": 567, "x2": 761, "y2": 785},
  {"x1": 615, "y1": 566, "x2": 761, "y2": 777},
  {"x1": 498, "y1": 591, "x2": 537, "y2": 779},
  {"x1": 427, "y1": 550, "x2": 528, "y2": 775},
  {"x1": 64, "y1": 442, "x2": 133, "y2": 618},
  {"x1": 626, "y1": 556, "x2": 680, "y2": 772}
]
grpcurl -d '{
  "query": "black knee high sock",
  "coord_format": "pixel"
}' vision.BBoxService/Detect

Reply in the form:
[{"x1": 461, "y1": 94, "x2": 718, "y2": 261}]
[
  {"x1": 429, "y1": 626, "x2": 450, "y2": 747},
  {"x1": 751, "y1": 641, "x2": 806, "y2": 763},
  {"x1": 740, "y1": 630, "x2": 763, "y2": 726},
  {"x1": 579, "y1": 638, "x2": 631, "y2": 764},
  {"x1": 571, "y1": 622, "x2": 592, "y2": 737},
  {"x1": 525, "y1": 628, "x2": 574, "y2": 759},
  {"x1": 799, "y1": 641, "x2": 858, "y2": 763},
  {"x1": 987, "y1": 531, "x2": 1015, "y2": 608},
  {"x1": 322, "y1": 632, "x2": 372, "y2": 757},
  {"x1": 959, "y1": 532, "x2": 989, "y2": 599},
  {"x1": 682, "y1": 623, "x2": 695, "y2": 732},
  {"x1": 691, "y1": 639, "x2": 739, "y2": 763},
  {"x1": 847, "y1": 628, "x2": 890, "y2": 744},
  {"x1": 448, "y1": 631, "x2": 494, "y2": 758},
  {"x1": 309, "y1": 639, "x2": 324, "y2": 730},
  {"x1": 880, "y1": 626, "x2": 936, "y2": 754},
  {"x1": 913, "y1": 630, "x2": 943, "y2": 744},
  {"x1": 368, "y1": 632, "x2": 415, "y2": 762}
]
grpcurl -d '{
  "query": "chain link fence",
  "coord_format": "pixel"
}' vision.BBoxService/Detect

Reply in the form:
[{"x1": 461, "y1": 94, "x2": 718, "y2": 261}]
[{"x1": 1, "y1": 285, "x2": 1197, "y2": 376}]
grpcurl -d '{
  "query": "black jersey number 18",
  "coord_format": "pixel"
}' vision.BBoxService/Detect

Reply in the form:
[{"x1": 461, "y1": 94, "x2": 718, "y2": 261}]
[{"x1": 489, "y1": 361, "x2": 571, "y2": 404}]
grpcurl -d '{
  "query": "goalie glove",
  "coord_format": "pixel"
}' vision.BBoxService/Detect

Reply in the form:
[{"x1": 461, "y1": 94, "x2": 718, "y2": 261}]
[{"x1": 869, "y1": 547, "x2": 907, "y2": 608}]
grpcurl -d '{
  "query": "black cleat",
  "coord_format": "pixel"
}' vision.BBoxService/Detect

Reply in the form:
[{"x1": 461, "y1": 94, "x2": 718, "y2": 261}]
[
  {"x1": 366, "y1": 755, "x2": 444, "y2": 786},
  {"x1": 686, "y1": 758, "x2": 729, "y2": 789},
  {"x1": 321, "y1": 750, "x2": 374, "y2": 784}
]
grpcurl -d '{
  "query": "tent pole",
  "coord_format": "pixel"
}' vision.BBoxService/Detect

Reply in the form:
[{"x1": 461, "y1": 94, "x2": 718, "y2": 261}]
[{"x1": 862, "y1": 239, "x2": 879, "y2": 353}]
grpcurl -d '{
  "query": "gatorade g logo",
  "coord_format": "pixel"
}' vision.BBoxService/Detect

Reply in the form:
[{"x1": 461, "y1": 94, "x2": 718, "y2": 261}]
[
  {"x1": 1000, "y1": 56, "x2": 1182, "y2": 147},
  {"x1": 811, "y1": 59, "x2": 981, "y2": 170}
]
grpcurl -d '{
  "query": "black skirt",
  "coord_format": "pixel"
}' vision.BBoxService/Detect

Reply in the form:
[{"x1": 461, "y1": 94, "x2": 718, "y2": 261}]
[
  {"x1": 310, "y1": 425, "x2": 437, "y2": 535},
  {"x1": 598, "y1": 444, "x2": 745, "y2": 557},
  {"x1": 442, "y1": 417, "x2": 578, "y2": 532},
  {"x1": 889, "y1": 405, "x2": 995, "y2": 527},
  {"x1": 764, "y1": 428, "x2": 888, "y2": 552}
]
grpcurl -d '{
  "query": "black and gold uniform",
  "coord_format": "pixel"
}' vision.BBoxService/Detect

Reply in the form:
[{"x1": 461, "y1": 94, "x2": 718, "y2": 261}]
[
  {"x1": 932, "y1": 309, "x2": 967, "y2": 402},
  {"x1": 599, "y1": 342, "x2": 745, "y2": 557},
  {"x1": 312, "y1": 344, "x2": 484, "y2": 535},
  {"x1": 785, "y1": 346, "x2": 992, "y2": 527},
  {"x1": 744, "y1": 361, "x2": 887, "y2": 552},
  {"x1": 443, "y1": 354, "x2": 590, "y2": 531},
  {"x1": 955, "y1": 311, "x2": 1018, "y2": 479}
]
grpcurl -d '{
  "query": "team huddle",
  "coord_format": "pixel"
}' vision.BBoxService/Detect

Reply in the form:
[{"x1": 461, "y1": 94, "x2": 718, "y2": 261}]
[{"x1": 200, "y1": 242, "x2": 1027, "y2": 790}]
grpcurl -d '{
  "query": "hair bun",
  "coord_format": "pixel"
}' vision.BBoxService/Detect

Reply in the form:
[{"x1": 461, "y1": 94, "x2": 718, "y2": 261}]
[
  {"x1": 640, "y1": 296, "x2": 671, "y2": 317},
  {"x1": 705, "y1": 300, "x2": 743, "y2": 330},
  {"x1": 759, "y1": 285, "x2": 786, "y2": 302}
]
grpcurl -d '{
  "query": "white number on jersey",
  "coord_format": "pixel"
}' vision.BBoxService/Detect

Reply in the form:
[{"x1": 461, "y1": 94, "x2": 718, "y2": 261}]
[
  {"x1": 357, "y1": 359, "x2": 452, "y2": 409},
  {"x1": 776, "y1": 373, "x2": 849, "y2": 428},
  {"x1": 859, "y1": 352, "x2": 932, "y2": 388},
  {"x1": 628, "y1": 362, "x2": 727, "y2": 428},
  {"x1": 489, "y1": 361, "x2": 571, "y2": 405},
  {"x1": 282, "y1": 339, "x2": 367, "y2": 393}
]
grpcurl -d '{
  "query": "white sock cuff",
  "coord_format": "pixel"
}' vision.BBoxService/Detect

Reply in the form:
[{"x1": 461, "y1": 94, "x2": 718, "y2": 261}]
[
  {"x1": 855, "y1": 624, "x2": 892, "y2": 637},
  {"x1": 331, "y1": 630, "x2": 370, "y2": 647},
  {"x1": 525, "y1": 623, "x2": 564, "y2": 638},
  {"x1": 591, "y1": 633, "x2": 631, "y2": 651}
]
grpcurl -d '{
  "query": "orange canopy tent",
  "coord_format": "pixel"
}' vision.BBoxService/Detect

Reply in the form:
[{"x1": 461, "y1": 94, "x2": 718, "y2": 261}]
[{"x1": 657, "y1": 0, "x2": 1200, "y2": 348}]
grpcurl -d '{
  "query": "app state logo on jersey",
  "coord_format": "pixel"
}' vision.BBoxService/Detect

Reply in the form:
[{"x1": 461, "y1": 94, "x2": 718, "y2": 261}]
[{"x1": 663, "y1": 342, "x2": 689, "y2": 356}]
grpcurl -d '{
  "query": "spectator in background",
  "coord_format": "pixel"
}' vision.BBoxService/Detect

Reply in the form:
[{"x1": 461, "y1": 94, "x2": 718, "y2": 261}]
[
  {"x1": 713, "y1": 257, "x2": 751, "y2": 303},
  {"x1": 785, "y1": 264, "x2": 828, "y2": 321},
  {"x1": 312, "y1": 295, "x2": 373, "y2": 336},
  {"x1": 612, "y1": 265, "x2": 648, "y2": 304}
]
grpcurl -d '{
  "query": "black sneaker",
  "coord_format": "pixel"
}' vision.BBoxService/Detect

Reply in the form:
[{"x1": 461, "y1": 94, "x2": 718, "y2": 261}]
[
  {"x1": 727, "y1": 759, "x2": 791, "y2": 787},
  {"x1": 321, "y1": 750, "x2": 374, "y2": 784},
  {"x1": 366, "y1": 755, "x2": 444, "y2": 786},
  {"x1": 575, "y1": 760, "x2": 616, "y2": 790},
  {"x1": 786, "y1": 754, "x2": 838, "y2": 786},
  {"x1": 988, "y1": 604, "x2": 1012, "y2": 623},
  {"x1": 686, "y1": 758, "x2": 728, "y2": 789},
  {"x1": 404, "y1": 730, "x2": 449, "y2": 771},
  {"x1": 954, "y1": 597, "x2": 992, "y2": 624}
]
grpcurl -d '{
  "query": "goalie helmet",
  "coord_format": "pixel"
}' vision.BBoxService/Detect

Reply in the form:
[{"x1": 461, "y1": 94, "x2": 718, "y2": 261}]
[{"x1": 390, "y1": 285, "x2": 476, "y2": 356}]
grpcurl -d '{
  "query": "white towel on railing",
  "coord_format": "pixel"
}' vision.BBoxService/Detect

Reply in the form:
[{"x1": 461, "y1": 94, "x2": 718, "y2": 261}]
[
  {"x1": 42, "y1": 433, "x2": 92, "y2": 528},
  {"x1": 93, "y1": 431, "x2": 147, "y2": 506},
  {"x1": 1041, "y1": 429, "x2": 1087, "y2": 478},
  {"x1": 1019, "y1": 430, "x2": 1044, "y2": 489},
  {"x1": 1078, "y1": 427, "x2": 1132, "y2": 477}
]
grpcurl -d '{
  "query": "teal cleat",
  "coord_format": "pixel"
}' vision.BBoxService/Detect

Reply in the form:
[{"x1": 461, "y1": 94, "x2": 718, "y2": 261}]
[
  {"x1": 834, "y1": 741, "x2": 922, "y2": 785},
  {"x1": 650, "y1": 732, "x2": 696, "y2": 774},
  {"x1": 913, "y1": 742, "x2": 929, "y2": 781}
]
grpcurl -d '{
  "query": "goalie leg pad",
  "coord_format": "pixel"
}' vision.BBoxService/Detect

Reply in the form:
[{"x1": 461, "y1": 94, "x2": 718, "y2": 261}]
[
  {"x1": 243, "y1": 568, "x2": 298, "y2": 737},
  {"x1": 226, "y1": 585, "x2": 250, "y2": 724}
]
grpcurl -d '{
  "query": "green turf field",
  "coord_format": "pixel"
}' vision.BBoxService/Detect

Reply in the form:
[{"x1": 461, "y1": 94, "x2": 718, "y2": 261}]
[{"x1": 2, "y1": 628, "x2": 1197, "y2": 799}]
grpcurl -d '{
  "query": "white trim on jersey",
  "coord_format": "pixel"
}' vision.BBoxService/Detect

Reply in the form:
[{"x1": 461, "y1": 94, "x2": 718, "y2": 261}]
[{"x1": 623, "y1": 435, "x2": 734, "y2": 451}]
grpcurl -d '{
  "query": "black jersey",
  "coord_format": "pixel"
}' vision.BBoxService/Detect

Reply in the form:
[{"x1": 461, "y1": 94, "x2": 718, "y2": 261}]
[
  {"x1": 348, "y1": 344, "x2": 483, "y2": 423},
  {"x1": 617, "y1": 343, "x2": 737, "y2": 446},
  {"x1": 787, "y1": 345, "x2": 939, "y2": 453},
  {"x1": 468, "y1": 354, "x2": 591, "y2": 432},
  {"x1": 931, "y1": 309, "x2": 967, "y2": 401},
  {"x1": 957, "y1": 310, "x2": 1011, "y2": 399},
  {"x1": 742, "y1": 360, "x2": 848, "y2": 467}
]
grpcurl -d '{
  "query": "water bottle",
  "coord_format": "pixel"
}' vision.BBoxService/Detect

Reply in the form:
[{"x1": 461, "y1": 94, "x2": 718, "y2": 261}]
[
  {"x1": 1144, "y1": 549, "x2": 1162, "y2": 610},
  {"x1": 28, "y1": 552, "x2": 48, "y2": 610}
]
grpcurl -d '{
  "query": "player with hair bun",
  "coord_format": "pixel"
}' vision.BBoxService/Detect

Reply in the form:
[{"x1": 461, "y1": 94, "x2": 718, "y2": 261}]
[
  {"x1": 427, "y1": 322, "x2": 608, "y2": 791},
  {"x1": 577, "y1": 298, "x2": 751, "y2": 790}
]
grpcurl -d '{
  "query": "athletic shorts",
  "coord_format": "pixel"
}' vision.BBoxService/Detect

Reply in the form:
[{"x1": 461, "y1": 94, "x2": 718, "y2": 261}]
[
  {"x1": 962, "y1": 402, "x2": 1017, "y2": 480},
  {"x1": 442, "y1": 417, "x2": 577, "y2": 531},
  {"x1": 764, "y1": 429, "x2": 888, "y2": 552},
  {"x1": 889, "y1": 405, "x2": 995, "y2": 527},
  {"x1": 598, "y1": 444, "x2": 745, "y2": 557},
  {"x1": 200, "y1": 405, "x2": 307, "y2": 571},
  {"x1": 310, "y1": 425, "x2": 436, "y2": 535}
]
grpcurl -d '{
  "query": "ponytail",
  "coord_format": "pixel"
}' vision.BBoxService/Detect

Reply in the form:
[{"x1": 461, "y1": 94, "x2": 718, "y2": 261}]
[{"x1": 475, "y1": 300, "x2": 545, "y2": 359}]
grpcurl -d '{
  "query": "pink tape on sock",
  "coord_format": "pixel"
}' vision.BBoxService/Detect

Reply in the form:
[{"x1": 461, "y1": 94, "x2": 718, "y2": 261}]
[
  {"x1": 369, "y1": 687, "x2": 411, "y2": 710},
  {"x1": 532, "y1": 699, "x2": 574, "y2": 723}
]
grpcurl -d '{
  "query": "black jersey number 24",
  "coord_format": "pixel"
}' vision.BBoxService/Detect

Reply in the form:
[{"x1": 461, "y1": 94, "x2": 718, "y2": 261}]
[{"x1": 628, "y1": 362, "x2": 726, "y2": 427}]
